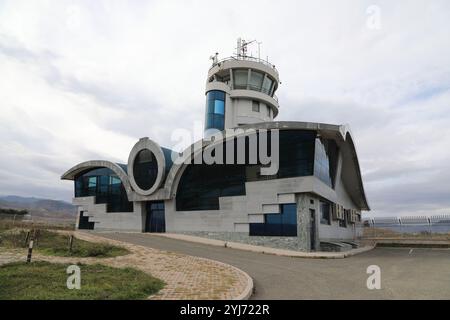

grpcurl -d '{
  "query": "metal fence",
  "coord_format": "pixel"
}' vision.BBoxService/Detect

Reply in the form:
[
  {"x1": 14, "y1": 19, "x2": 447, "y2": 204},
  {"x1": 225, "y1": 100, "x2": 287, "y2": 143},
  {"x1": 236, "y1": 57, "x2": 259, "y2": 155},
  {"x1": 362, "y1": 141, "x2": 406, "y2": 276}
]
[{"x1": 362, "y1": 214, "x2": 450, "y2": 239}]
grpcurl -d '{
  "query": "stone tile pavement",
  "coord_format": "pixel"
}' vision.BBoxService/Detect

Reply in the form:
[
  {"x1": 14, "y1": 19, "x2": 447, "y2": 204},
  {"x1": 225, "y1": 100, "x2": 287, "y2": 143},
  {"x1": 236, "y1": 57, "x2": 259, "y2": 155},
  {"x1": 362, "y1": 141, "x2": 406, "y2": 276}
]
[{"x1": 0, "y1": 231, "x2": 252, "y2": 300}]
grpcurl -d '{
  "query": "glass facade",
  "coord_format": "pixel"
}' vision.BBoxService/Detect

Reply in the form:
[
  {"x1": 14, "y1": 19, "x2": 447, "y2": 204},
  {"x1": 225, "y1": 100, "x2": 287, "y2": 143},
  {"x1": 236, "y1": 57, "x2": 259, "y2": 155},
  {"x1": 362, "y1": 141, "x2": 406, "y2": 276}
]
[
  {"x1": 249, "y1": 204, "x2": 297, "y2": 236},
  {"x1": 233, "y1": 69, "x2": 248, "y2": 89},
  {"x1": 262, "y1": 76, "x2": 273, "y2": 95},
  {"x1": 176, "y1": 164, "x2": 246, "y2": 211},
  {"x1": 205, "y1": 90, "x2": 225, "y2": 131},
  {"x1": 314, "y1": 138, "x2": 338, "y2": 188},
  {"x1": 78, "y1": 211, "x2": 95, "y2": 230},
  {"x1": 232, "y1": 69, "x2": 275, "y2": 96},
  {"x1": 133, "y1": 149, "x2": 158, "y2": 190},
  {"x1": 176, "y1": 130, "x2": 339, "y2": 212},
  {"x1": 277, "y1": 131, "x2": 315, "y2": 179},
  {"x1": 75, "y1": 167, "x2": 133, "y2": 213},
  {"x1": 176, "y1": 130, "x2": 316, "y2": 211},
  {"x1": 249, "y1": 70, "x2": 264, "y2": 91}
]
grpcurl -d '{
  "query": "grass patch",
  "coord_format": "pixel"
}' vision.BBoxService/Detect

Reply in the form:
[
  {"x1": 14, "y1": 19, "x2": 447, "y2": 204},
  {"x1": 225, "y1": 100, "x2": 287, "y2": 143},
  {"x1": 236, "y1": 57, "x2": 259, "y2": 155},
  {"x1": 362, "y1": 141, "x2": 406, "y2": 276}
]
[
  {"x1": 0, "y1": 261, "x2": 164, "y2": 300},
  {"x1": 0, "y1": 228, "x2": 129, "y2": 258}
]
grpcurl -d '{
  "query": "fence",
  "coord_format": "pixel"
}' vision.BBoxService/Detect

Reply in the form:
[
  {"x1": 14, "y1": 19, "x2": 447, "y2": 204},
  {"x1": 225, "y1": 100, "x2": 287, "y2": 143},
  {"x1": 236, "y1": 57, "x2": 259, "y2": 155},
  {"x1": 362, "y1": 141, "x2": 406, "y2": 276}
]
[{"x1": 362, "y1": 214, "x2": 450, "y2": 239}]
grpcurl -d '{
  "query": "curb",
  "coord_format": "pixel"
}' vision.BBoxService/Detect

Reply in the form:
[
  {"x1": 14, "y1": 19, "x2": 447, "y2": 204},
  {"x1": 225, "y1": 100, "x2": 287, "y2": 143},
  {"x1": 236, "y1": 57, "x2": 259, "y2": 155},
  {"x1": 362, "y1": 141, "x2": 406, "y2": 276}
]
[
  {"x1": 153, "y1": 233, "x2": 375, "y2": 259},
  {"x1": 193, "y1": 257, "x2": 253, "y2": 300}
]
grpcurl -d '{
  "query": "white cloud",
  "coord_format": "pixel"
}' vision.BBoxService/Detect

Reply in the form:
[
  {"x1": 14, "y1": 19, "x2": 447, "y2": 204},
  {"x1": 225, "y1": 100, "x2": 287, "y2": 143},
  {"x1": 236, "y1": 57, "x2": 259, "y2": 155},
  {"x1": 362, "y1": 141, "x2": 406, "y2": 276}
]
[{"x1": 0, "y1": 0, "x2": 449, "y2": 217}]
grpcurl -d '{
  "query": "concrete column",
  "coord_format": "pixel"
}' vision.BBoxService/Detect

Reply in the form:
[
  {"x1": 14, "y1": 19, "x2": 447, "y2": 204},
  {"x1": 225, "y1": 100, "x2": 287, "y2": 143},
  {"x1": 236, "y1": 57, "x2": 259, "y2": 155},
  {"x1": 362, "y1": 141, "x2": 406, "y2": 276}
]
[
  {"x1": 296, "y1": 194, "x2": 320, "y2": 252},
  {"x1": 296, "y1": 194, "x2": 311, "y2": 251}
]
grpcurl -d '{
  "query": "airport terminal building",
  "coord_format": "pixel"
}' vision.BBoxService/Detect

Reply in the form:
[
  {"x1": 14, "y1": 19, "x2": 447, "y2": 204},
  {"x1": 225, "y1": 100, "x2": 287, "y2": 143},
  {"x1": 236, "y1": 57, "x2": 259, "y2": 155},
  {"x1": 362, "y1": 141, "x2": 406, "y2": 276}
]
[{"x1": 62, "y1": 41, "x2": 369, "y2": 251}]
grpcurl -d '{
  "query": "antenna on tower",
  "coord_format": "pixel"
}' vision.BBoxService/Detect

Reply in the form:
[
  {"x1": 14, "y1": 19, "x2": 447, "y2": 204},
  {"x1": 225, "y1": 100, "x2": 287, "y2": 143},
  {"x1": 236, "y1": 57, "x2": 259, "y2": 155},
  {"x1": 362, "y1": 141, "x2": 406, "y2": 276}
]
[
  {"x1": 209, "y1": 52, "x2": 219, "y2": 65},
  {"x1": 235, "y1": 38, "x2": 261, "y2": 60}
]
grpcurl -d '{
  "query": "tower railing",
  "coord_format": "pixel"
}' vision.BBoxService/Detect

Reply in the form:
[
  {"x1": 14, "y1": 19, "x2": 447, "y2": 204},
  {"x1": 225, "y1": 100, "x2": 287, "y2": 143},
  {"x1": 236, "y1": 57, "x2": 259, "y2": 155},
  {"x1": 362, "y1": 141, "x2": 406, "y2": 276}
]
[{"x1": 210, "y1": 55, "x2": 277, "y2": 72}]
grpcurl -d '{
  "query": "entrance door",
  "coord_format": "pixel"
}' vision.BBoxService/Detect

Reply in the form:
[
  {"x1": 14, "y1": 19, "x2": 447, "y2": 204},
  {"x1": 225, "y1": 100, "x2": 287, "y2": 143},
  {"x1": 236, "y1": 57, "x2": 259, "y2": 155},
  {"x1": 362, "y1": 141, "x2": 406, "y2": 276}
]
[
  {"x1": 145, "y1": 202, "x2": 165, "y2": 233},
  {"x1": 310, "y1": 209, "x2": 316, "y2": 251}
]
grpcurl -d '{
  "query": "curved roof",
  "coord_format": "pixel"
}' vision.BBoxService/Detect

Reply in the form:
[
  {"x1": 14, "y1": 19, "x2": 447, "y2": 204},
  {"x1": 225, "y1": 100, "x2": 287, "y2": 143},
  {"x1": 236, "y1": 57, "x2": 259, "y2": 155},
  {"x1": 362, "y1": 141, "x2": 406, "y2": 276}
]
[
  {"x1": 61, "y1": 160, "x2": 133, "y2": 199},
  {"x1": 164, "y1": 121, "x2": 370, "y2": 210}
]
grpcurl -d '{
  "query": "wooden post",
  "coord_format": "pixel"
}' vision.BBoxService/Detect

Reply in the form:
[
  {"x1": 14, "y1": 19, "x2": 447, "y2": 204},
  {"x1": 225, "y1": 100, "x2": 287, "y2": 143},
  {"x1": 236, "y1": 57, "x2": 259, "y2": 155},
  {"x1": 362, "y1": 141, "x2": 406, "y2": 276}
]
[
  {"x1": 24, "y1": 231, "x2": 30, "y2": 246},
  {"x1": 68, "y1": 235, "x2": 74, "y2": 253},
  {"x1": 26, "y1": 234, "x2": 34, "y2": 263}
]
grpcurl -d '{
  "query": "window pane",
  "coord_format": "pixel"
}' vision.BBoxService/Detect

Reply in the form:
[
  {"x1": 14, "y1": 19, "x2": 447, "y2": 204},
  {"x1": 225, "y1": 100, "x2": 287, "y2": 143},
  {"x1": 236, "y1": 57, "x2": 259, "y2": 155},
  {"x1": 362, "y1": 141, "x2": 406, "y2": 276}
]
[
  {"x1": 205, "y1": 114, "x2": 214, "y2": 128},
  {"x1": 250, "y1": 204, "x2": 297, "y2": 236},
  {"x1": 88, "y1": 176, "x2": 96, "y2": 188},
  {"x1": 252, "y1": 100, "x2": 260, "y2": 112},
  {"x1": 262, "y1": 76, "x2": 273, "y2": 94},
  {"x1": 320, "y1": 201, "x2": 330, "y2": 225},
  {"x1": 215, "y1": 90, "x2": 225, "y2": 100},
  {"x1": 133, "y1": 149, "x2": 158, "y2": 190},
  {"x1": 233, "y1": 70, "x2": 248, "y2": 89},
  {"x1": 74, "y1": 168, "x2": 133, "y2": 213},
  {"x1": 213, "y1": 114, "x2": 224, "y2": 130},
  {"x1": 282, "y1": 204, "x2": 297, "y2": 225},
  {"x1": 214, "y1": 100, "x2": 225, "y2": 114},
  {"x1": 206, "y1": 99, "x2": 215, "y2": 114},
  {"x1": 176, "y1": 164, "x2": 246, "y2": 211},
  {"x1": 249, "y1": 71, "x2": 263, "y2": 91},
  {"x1": 266, "y1": 213, "x2": 282, "y2": 225}
]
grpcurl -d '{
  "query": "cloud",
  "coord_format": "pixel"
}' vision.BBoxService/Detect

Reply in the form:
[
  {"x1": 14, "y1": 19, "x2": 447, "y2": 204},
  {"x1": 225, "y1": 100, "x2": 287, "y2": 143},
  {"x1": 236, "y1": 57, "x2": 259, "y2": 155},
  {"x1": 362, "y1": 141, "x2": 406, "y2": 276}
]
[{"x1": 0, "y1": 0, "x2": 449, "y2": 218}]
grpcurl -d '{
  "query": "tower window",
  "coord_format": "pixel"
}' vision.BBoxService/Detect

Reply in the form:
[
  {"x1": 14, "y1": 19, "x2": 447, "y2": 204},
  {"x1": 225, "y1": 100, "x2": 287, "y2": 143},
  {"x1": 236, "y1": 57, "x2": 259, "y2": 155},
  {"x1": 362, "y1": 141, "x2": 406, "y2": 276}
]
[
  {"x1": 205, "y1": 90, "x2": 226, "y2": 131},
  {"x1": 252, "y1": 100, "x2": 260, "y2": 112}
]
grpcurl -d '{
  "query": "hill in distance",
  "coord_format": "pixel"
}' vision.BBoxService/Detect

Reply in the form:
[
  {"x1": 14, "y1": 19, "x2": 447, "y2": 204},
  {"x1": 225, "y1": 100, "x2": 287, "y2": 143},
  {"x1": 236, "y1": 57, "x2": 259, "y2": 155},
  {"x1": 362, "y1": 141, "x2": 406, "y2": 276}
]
[{"x1": 0, "y1": 195, "x2": 77, "y2": 222}]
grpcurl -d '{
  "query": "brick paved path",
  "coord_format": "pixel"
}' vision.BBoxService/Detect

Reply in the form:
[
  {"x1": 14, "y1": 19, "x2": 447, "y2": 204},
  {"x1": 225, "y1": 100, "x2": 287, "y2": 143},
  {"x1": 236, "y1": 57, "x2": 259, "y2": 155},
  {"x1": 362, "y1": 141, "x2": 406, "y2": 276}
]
[{"x1": 0, "y1": 231, "x2": 250, "y2": 300}]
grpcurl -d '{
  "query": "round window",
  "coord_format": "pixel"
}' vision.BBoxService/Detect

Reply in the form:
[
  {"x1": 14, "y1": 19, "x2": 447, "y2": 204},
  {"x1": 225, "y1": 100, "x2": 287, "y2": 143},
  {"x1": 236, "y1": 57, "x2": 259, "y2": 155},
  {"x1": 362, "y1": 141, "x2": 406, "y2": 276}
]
[{"x1": 133, "y1": 149, "x2": 158, "y2": 191}]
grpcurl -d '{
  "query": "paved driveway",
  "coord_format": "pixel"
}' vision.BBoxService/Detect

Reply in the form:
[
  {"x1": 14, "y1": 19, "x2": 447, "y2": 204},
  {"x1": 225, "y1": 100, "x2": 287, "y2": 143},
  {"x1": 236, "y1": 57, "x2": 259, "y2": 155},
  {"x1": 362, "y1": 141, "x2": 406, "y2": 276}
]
[{"x1": 98, "y1": 233, "x2": 450, "y2": 299}]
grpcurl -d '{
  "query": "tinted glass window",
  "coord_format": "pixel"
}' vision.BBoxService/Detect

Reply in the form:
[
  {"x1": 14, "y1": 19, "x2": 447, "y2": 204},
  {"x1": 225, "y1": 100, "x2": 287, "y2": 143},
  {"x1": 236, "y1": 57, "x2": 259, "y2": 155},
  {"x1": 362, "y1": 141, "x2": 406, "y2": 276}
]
[
  {"x1": 133, "y1": 149, "x2": 158, "y2": 190},
  {"x1": 262, "y1": 76, "x2": 273, "y2": 94},
  {"x1": 205, "y1": 90, "x2": 226, "y2": 131},
  {"x1": 249, "y1": 204, "x2": 297, "y2": 236},
  {"x1": 233, "y1": 69, "x2": 248, "y2": 89},
  {"x1": 176, "y1": 130, "x2": 316, "y2": 211},
  {"x1": 249, "y1": 71, "x2": 264, "y2": 91},
  {"x1": 314, "y1": 138, "x2": 338, "y2": 188},
  {"x1": 320, "y1": 201, "x2": 331, "y2": 225},
  {"x1": 74, "y1": 167, "x2": 133, "y2": 212},
  {"x1": 214, "y1": 100, "x2": 225, "y2": 114},
  {"x1": 176, "y1": 164, "x2": 246, "y2": 211}
]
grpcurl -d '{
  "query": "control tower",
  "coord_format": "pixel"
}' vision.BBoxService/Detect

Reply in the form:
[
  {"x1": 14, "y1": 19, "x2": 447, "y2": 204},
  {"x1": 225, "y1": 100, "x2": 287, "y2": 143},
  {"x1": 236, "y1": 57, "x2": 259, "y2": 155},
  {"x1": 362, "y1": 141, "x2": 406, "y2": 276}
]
[{"x1": 204, "y1": 39, "x2": 280, "y2": 135}]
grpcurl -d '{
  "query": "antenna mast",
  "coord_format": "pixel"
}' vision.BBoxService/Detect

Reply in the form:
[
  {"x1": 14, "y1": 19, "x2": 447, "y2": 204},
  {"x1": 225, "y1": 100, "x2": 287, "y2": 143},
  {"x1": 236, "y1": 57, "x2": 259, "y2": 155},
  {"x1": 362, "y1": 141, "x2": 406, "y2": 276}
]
[{"x1": 235, "y1": 38, "x2": 262, "y2": 60}]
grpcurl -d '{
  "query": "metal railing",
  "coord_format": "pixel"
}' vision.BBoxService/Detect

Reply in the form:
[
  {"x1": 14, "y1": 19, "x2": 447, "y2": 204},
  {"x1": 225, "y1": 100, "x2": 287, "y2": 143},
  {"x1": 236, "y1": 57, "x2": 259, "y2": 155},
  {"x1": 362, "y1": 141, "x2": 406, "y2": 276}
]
[
  {"x1": 362, "y1": 215, "x2": 450, "y2": 239},
  {"x1": 210, "y1": 56, "x2": 277, "y2": 71}
]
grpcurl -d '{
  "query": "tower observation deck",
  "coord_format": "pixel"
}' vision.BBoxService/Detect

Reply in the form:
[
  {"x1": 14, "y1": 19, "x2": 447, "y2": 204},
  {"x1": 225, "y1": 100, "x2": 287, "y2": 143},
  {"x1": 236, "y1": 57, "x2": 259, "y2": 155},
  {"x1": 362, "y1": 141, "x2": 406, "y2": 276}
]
[{"x1": 204, "y1": 39, "x2": 280, "y2": 135}]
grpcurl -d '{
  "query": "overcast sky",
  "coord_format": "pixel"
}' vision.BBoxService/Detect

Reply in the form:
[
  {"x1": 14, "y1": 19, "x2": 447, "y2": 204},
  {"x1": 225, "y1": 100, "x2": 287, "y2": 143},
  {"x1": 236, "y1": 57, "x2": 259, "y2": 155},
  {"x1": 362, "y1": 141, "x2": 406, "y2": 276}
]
[{"x1": 0, "y1": 0, "x2": 449, "y2": 217}]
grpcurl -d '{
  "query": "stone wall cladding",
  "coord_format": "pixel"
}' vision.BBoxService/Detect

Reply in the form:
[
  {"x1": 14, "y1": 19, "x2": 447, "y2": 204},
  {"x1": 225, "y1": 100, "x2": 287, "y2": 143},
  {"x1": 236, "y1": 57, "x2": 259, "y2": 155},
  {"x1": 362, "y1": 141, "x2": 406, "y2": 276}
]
[{"x1": 178, "y1": 231, "x2": 302, "y2": 251}]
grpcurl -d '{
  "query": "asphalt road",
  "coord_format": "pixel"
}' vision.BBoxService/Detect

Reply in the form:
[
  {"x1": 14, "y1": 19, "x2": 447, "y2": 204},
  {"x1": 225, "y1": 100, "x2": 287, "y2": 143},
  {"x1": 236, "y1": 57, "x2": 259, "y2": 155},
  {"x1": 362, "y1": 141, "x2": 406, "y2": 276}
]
[{"x1": 98, "y1": 232, "x2": 450, "y2": 299}]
